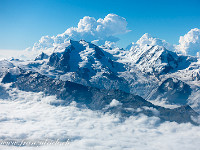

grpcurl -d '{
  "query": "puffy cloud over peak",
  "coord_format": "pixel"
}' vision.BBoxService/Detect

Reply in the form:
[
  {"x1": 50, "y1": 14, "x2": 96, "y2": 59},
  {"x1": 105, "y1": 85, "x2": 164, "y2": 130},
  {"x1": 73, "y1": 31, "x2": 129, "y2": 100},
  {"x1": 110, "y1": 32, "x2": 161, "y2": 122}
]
[
  {"x1": 66, "y1": 14, "x2": 128, "y2": 36},
  {"x1": 32, "y1": 14, "x2": 129, "y2": 53},
  {"x1": 177, "y1": 28, "x2": 200, "y2": 56},
  {"x1": 34, "y1": 35, "x2": 54, "y2": 49},
  {"x1": 136, "y1": 33, "x2": 168, "y2": 47},
  {"x1": 129, "y1": 33, "x2": 174, "y2": 51},
  {"x1": 64, "y1": 13, "x2": 129, "y2": 45},
  {"x1": 77, "y1": 16, "x2": 97, "y2": 33},
  {"x1": 96, "y1": 13, "x2": 129, "y2": 35}
]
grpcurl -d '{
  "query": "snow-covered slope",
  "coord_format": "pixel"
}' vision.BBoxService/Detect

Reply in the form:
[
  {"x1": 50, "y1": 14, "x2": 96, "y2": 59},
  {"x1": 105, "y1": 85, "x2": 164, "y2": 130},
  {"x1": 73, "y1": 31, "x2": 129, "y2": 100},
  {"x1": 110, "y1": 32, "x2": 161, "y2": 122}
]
[
  {"x1": 0, "y1": 60, "x2": 15, "y2": 77},
  {"x1": 131, "y1": 33, "x2": 174, "y2": 51},
  {"x1": 127, "y1": 34, "x2": 197, "y2": 75},
  {"x1": 148, "y1": 78, "x2": 192, "y2": 105},
  {"x1": 3, "y1": 33, "x2": 200, "y2": 113},
  {"x1": 12, "y1": 40, "x2": 130, "y2": 93}
]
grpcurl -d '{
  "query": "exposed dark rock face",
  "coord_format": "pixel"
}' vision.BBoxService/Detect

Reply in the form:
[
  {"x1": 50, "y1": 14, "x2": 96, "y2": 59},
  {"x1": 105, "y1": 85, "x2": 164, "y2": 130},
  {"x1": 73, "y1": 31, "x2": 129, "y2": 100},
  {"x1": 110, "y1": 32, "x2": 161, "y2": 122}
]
[
  {"x1": 35, "y1": 52, "x2": 49, "y2": 61},
  {"x1": 192, "y1": 71, "x2": 200, "y2": 81},
  {"x1": 159, "y1": 49, "x2": 178, "y2": 74},
  {"x1": 13, "y1": 71, "x2": 198, "y2": 124},
  {"x1": 48, "y1": 49, "x2": 71, "y2": 72},
  {"x1": 149, "y1": 78, "x2": 192, "y2": 105},
  {"x1": 94, "y1": 46, "x2": 105, "y2": 59},
  {"x1": 1, "y1": 72, "x2": 17, "y2": 83},
  {"x1": 0, "y1": 85, "x2": 9, "y2": 99}
]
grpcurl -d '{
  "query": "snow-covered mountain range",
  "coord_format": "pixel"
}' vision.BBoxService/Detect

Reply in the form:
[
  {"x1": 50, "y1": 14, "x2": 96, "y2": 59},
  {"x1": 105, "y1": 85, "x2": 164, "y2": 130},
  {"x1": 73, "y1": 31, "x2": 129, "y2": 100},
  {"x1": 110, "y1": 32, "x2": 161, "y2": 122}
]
[{"x1": 0, "y1": 31, "x2": 200, "y2": 125}]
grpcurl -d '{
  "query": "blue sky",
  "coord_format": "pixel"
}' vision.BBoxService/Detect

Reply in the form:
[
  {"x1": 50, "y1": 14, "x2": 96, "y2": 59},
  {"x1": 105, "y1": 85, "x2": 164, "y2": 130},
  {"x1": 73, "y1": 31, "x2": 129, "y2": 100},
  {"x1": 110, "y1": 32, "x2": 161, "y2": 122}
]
[{"x1": 0, "y1": 0, "x2": 200, "y2": 50}]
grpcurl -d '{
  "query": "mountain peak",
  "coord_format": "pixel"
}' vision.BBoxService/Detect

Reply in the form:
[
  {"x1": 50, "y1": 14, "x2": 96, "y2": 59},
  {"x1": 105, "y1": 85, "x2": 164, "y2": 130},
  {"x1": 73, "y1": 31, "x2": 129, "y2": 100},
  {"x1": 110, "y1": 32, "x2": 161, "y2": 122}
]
[
  {"x1": 139, "y1": 33, "x2": 152, "y2": 40},
  {"x1": 137, "y1": 33, "x2": 170, "y2": 48},
  {"x1": 126, "y1": 33, "x2": 174, "y2": 52}
]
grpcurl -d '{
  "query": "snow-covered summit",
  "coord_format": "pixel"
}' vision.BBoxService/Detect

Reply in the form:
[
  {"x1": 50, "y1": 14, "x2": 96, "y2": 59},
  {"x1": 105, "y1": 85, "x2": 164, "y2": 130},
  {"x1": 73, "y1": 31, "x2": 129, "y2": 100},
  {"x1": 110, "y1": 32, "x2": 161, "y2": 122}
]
[
  {"x1": 16, "y1": 40, "x2": 129, "y2": 92},
  {"x1": 45, "y1": 39, "x2": 125, "y2": 73},
  {"x1": 127, "y1": 33, "x2": 174, "y2": 52},
  {"x1": 23, "y1": 13, "x2": 129, "y2": 60},
  {"x1": 128, "y1": 44, "x2": 197, "y2": 75}
]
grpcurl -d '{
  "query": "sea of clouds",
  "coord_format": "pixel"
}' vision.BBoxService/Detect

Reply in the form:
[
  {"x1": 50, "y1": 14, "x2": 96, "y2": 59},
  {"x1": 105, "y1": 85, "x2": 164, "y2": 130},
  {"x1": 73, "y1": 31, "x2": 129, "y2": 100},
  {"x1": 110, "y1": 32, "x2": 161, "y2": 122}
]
[{"x1": 0, "y1": 85, "x2": 200, "y2": 150}]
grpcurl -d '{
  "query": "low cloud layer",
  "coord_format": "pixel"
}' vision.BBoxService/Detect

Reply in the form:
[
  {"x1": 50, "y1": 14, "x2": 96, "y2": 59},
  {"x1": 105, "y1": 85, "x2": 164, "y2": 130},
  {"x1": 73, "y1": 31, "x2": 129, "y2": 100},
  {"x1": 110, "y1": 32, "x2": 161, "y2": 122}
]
[
  {"x1": 0, "y1": 87, "x2": 200, "y2": 150},
  {"x1": 177, "y1": 28, "x2": 200, "y2": 57}
]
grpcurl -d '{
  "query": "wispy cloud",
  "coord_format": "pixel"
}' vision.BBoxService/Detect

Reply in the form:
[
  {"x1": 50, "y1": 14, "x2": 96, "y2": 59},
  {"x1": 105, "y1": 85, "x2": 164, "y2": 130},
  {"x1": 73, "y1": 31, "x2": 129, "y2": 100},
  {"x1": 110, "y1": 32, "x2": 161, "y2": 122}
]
[{"x1": 0, "y1": 49, "x2": 23, "y2": 60}]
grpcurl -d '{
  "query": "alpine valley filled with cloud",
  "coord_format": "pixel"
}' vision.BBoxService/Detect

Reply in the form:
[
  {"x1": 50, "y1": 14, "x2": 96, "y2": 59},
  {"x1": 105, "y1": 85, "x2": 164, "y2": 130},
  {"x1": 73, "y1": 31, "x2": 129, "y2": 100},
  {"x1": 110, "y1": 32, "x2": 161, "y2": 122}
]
[{"x1": 0, "y1": 13, "x2": 200, "y2": 149}]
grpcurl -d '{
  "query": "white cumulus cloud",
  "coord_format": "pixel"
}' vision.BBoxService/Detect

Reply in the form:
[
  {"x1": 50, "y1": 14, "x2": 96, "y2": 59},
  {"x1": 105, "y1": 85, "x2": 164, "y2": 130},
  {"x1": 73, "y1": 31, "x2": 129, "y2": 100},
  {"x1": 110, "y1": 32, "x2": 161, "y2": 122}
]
[
  {"x1": 62, "y1": 13, "x2": 129, "y2": 45},
  {"x1": 176, "y1": 28, "x2": 200, "y2": 57},
  {"x1": 33, "y1": 14, "x2": 129, "y2": 52}
]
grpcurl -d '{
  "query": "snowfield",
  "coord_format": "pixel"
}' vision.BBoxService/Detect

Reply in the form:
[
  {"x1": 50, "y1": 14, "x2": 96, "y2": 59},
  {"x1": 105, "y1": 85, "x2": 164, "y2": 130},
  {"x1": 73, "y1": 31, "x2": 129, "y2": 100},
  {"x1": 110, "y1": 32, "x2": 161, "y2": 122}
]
[{"x1": 0, "y1": 87, "x2": 200, "y2": 150}]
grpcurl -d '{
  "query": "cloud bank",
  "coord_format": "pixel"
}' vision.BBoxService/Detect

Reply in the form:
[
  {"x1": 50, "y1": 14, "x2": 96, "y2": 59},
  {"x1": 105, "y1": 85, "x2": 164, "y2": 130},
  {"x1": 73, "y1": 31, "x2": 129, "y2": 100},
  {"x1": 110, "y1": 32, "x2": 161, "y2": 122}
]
[
  {"x1": 177, "y1": 28, "x2": 200, "y2": 57},
  {"x1": 0, "y1": 87, "x2": 200, "y2": 150}
]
